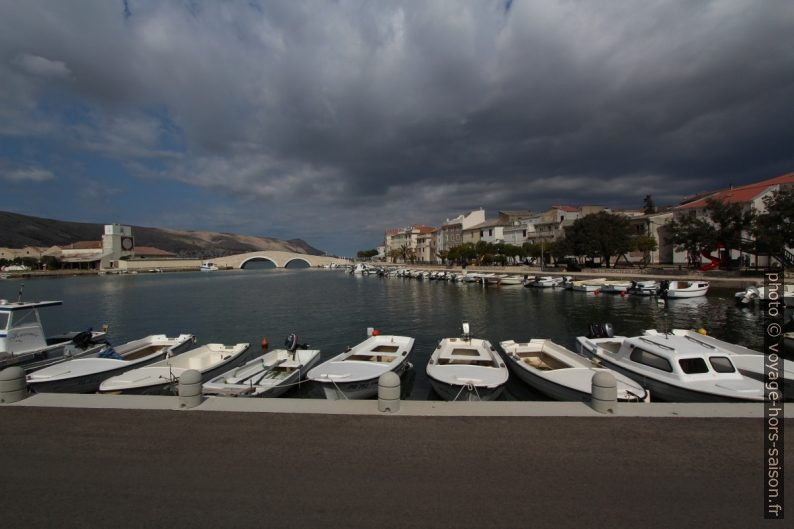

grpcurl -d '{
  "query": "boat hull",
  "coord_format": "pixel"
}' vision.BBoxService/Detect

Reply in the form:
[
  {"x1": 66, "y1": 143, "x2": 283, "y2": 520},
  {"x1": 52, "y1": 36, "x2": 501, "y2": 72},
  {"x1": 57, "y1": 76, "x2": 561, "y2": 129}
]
[
  {"x1": 28, "y1": 339, "x2": 194, "y2": 394},
  {"x1": 428, "y1": 375, "x2": 505, "y2": 401},
  {"x1": 592, "y1": 354, "x2": 760, "y2": 402},
  {"x1": 315, "y1": 359, "x2": 409, "y2": 400}
]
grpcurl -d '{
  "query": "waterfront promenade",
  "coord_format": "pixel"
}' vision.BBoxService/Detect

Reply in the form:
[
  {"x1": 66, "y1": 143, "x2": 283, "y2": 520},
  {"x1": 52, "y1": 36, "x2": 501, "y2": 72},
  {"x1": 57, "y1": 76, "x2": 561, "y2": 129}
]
[{"x1": 1, "y1": 399, "x2": 791, "y2": 528}]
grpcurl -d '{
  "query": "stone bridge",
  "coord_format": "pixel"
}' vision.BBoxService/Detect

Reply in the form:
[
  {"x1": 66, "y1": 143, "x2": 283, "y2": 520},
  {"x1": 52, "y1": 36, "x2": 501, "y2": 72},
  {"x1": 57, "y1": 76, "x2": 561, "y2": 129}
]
[{"x1": 212, "y1": 251, "x2": 350, "y2": 269}]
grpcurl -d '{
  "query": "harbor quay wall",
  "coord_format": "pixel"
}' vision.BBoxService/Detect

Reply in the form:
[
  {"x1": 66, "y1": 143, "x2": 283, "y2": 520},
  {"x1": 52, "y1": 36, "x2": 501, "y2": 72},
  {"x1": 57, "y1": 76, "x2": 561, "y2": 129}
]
[{"x1": 1, "y1": 399, "x2": 791, "y2": 529}]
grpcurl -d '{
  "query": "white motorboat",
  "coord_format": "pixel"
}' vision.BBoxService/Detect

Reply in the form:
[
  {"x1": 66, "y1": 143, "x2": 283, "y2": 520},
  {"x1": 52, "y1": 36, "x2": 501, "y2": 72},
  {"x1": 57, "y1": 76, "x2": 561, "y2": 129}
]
[
  {"x1": 629, "y1": 280, "x2": 660, "y2": 296},
  {"x1": 307, "y1": 334, "x2": 414, "y2": 400},
  {"x1": 570, "y1": 278, "x2": 607, "y2": 292},
  {"x1": 98, "y1": 342, "x2": 251, "y2": 394},
  {"x1": 26, "y1": 334, "x2": 195, "y2": 393},
  {"x1": 486, "y1": 274, "x2": 509, "y2": 285},
  {"x1": 527, "y1": 276, "x2": 563, "y2": 288},
  {"x1": 200, "y1": 262, "x2": 219, "y2": 272},
  {"x1": 497, "y1": 275, "x2": 524, "y2": 286},
  {"x1": 203, "y1": 337, "x2": 320, "y2": 397},
  {"x1": 659, "y1": 280, "x2": 709, "y2": 298},
  {"x1": 644, "y1": 329, "x2": 793, "y2": 396},
  {"x1": 0, "y1": 298, "x2": 107, "y2": 372},
  {"x1": 599, "y1": 281, "x2": 633, "y2": 293},
  {"x1": 426, "y1": 323, "x2": 509, "y2": 401},
  {"x1": 500, "y1": 339, "x2": 648, "y2": 402},
  {"x1": 734, "y1": 285, "x2": 794, "y2": 307},
  {"x1": 576, "y1": 332, "x2": 765, "y2": 402}
]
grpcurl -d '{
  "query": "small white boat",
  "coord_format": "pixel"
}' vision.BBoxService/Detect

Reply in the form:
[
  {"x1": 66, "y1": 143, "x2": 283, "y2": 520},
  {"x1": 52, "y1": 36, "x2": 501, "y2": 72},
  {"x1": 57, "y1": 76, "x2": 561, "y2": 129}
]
[
  {"x1": 426, "y1": 323, "x2": 508, "y2": 401},
  {"x1": 0, "y1": 299, "x2": 107, "y2": 372},
  {"x1": 26, "y1": 334, "x2": 195, "y2": 393},
  {"x1": 307, "y1": 334, "x2": 414, "y2": 400},
  {"x1": 203, "y1": 340, "x2": 320, "y2": 398},
  {"x1": 497, "y1": 275, "x2": 524, "y2": 286},
  {"x1": 570, "y1": 278, "x2": 607, "y2": 292},
  {"x1": 734, "y1": 285, "x2": 794, "y2": 307},
  {"x1": 99, "y1": 342, "x2": 251, "y2": 394},
  {"x1": 629, "y1": 280, "x2": 660, "y2": 296},
  {"x1": 644, "y1": 329, "x2": 793, "y2": 396},
  {"x1": 200, "y1": 262, "x2": 219, "y2": 272},
  {"x1": 599, "y1": 281, "x2": 633, "y2": 293},
  {"x1": 659, "y1": 280, "x2": 709, "y2": 298},
  {"x1": 527, "y1": 276, "x2": 563, "y2": 288},
  {"x1": 486, "y1": 274, "x2": 509, "y2": 285},
  {"x1": 576, "y1": 333, "x2": 764, "y2": 402},
  {"x1": 500, "y1": 339, "x2": 648, "y2": 402}
]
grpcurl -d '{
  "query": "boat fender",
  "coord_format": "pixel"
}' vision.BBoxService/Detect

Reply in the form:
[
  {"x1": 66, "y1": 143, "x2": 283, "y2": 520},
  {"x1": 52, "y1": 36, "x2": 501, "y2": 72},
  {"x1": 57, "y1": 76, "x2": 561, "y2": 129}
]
[
  {"x1": 372, "y1": 329, "x2": 380, "y2": 336},
  {"x1": 261, "y1": 337, "x2": 269, "y2": 352},
  {"x1": 696, "y1": 328, "x2": 707, "y2": 336}
]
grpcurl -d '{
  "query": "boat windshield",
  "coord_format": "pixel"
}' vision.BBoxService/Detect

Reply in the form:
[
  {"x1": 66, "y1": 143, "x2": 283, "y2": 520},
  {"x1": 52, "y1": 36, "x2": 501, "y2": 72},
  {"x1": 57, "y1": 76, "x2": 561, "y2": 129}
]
[
  {"x1": 9, "y1": 309, "x2": 38, "y2": 329},
  {"x1": 708, "y1": 356, "x2": 736, "y2": 373},
  {"x1": 679, "y1": 357, "x2": 709, "y2": 374},
  {"x1": 0, "y1": 312, "x2": 8, "y2": 331}
]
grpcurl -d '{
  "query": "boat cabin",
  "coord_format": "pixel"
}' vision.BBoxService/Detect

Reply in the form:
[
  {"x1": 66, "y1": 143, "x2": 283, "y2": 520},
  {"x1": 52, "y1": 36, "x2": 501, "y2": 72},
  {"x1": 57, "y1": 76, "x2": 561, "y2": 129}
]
[
  {"x1": 603, "y1": 335, "x2": 742, "y2": 380},
  {"x1": 0, "y1": 300, "x2": 62, "y2": 357}
]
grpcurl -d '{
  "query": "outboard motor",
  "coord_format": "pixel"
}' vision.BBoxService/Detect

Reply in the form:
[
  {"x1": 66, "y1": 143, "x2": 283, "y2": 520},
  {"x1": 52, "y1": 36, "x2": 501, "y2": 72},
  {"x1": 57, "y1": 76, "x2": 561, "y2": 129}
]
[
  {"x1": 71, "y1": 330, "x2": 94, "y2": 350},
  {"x1": 658, "y1": 280, "x2": 670, "y2": 299},
  {"x1": 285, "y1": 333, "x2": 299, "y2": 352},
  {"x1": 587, "y1": 323, "x2": 614, "y2": 339}
]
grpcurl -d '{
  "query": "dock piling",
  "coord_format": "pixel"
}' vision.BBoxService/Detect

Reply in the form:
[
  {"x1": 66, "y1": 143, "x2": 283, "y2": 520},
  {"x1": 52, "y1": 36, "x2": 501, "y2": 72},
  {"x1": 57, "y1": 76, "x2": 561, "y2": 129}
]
[
  {"x1": 378, "y1": 372, "x2": 401, "y2": 413},
  {"x1": 590, "y1": 372, "x2": 617, "y2": 414},
  {"x1": 178, "y1": 369, "x2": 204, "y2": 409},
  {"x1": 0, "y1": 367, "x2": 28, "y2": 404}
]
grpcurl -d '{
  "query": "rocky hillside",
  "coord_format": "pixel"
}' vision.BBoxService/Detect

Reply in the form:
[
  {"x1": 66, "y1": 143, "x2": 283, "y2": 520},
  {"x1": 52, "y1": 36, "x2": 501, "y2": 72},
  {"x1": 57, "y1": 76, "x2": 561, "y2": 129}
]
[{"x1": 0, "y1": 211, "x2": 324, "y2": 257}]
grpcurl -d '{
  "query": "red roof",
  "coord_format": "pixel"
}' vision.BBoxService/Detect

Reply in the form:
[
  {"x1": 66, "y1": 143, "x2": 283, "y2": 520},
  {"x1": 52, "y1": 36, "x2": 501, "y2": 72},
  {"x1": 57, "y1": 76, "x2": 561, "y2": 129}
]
[
  {"x1": 551, "y1": 205, "x2": 578, "y2": 212},
  {"x1": 678, "y1": 172, "x2": 794, "y2": 210},
  {"x1": 64, "y1": 241, "x2": 102, "y2": 249},
  {"x1": 412, "y1": 225, "x2": 436, "y2": 234}
]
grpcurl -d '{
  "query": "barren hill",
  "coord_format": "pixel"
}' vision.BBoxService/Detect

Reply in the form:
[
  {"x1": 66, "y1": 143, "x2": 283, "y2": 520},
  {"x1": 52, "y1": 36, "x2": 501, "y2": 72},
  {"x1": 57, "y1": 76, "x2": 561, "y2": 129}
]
[{"x1": 0, "y1": 211, "x2": 324, "y2": 258}]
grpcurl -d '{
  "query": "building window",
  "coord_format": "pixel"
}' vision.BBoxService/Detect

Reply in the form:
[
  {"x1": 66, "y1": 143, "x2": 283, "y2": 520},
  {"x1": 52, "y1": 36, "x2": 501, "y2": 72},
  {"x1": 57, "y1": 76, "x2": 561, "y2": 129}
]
[
  {"x1": 489, "y1": 229, "x2": 493, "y2": 236},
  {"x1": 480, "y1": 231, "x2": 484, "y2": 237}
]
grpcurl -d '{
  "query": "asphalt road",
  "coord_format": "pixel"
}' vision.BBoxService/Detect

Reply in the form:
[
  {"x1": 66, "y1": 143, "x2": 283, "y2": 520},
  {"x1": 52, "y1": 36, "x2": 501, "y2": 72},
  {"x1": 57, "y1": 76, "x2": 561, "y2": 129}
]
[{"x1": 0, "y1": 408, "x2": 790, "y2": 528}]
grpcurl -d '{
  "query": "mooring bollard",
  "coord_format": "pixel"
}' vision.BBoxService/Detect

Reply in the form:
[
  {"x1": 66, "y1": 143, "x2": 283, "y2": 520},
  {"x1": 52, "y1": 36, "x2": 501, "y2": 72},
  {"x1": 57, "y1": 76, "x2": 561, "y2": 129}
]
[
  {"x1": 590, "y1": 371, "x2": 617, "y2": 414},
  {"x1": 378, "y1": 372, "x2": 401, "y2": 413},
  {"x1": 178, "y1": 369, "x2": 204, "y2": 409},
  {"x1": 0, "y1": 367, "x2": 28, "y2": 404}
]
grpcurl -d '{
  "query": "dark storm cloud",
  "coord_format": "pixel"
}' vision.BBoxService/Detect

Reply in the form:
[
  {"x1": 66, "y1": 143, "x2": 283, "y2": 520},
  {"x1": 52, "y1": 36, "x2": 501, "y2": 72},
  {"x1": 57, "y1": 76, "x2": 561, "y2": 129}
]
[{"x1": 0, "y1": 0, "x2": 793, "y2": 253}]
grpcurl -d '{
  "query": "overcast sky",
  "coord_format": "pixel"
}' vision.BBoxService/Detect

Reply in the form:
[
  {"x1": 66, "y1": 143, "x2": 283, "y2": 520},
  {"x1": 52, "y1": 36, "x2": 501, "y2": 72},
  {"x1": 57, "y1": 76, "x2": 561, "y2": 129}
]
[{"x1": 1, "y1": 1, "x2": 793, "y2": 255}]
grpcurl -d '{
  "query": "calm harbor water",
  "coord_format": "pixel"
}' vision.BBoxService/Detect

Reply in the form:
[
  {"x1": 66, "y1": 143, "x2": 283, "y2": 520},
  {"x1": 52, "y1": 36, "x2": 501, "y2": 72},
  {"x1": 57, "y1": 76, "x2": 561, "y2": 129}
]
[{"x1": 1, "y1": 269, "x2": 765, "y2": 400}]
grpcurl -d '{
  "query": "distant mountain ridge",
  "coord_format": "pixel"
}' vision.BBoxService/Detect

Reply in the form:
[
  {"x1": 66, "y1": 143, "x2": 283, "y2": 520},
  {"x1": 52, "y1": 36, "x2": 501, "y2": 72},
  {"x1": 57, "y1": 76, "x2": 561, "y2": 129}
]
[{"x1": 0, "y1": 211, "x2": 325, "y2": 258}]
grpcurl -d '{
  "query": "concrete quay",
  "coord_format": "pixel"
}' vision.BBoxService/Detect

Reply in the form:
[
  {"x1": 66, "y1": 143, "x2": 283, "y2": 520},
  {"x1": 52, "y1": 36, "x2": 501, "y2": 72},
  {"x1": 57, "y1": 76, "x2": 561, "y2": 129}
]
[{"x1": 1, "y1": 394, "x2": 791, "y2": 528}]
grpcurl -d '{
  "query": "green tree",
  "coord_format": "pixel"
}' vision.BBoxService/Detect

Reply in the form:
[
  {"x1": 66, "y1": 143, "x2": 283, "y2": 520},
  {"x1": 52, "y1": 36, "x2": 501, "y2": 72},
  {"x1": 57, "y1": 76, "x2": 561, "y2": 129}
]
[
  {"x1": 39, "y1": 255, "x2": 62, "y2": 270},
  {"x1": 560, "y1": 212, "x2": 634, "y2": 267},
  {"x1": 668, "y1": 214, "x2": 716, "y2": 266},
  {"x1": 643, "y1": 195, "x2": 657, "y2": 214},
  {"x1": 754, "y1": 188, "x2": 794, "y2": 262},
  {"x1": 704, "y1": 198, "x2": 755, "y2": 262}
]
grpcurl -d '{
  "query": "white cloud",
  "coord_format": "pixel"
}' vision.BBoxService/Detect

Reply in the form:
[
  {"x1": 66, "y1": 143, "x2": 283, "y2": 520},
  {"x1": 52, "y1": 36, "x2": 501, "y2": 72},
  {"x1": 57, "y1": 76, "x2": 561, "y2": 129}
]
[
  {"x1": 14, "y1": 53, "x2": 71, "y2": 79},
  {"x1": 2, "y1": 168, "x2": 55, "y2": 182}
]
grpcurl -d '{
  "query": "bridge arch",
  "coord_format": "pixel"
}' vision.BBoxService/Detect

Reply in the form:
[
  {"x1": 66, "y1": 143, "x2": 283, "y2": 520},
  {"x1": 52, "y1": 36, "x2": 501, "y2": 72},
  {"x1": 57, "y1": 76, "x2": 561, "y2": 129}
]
[
  {"x1": 239, "y1": 256, "x2": 279, "y2": 269},
  {"x1": 284, "y1": 257, "x2": 312, "y2": 268}
]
